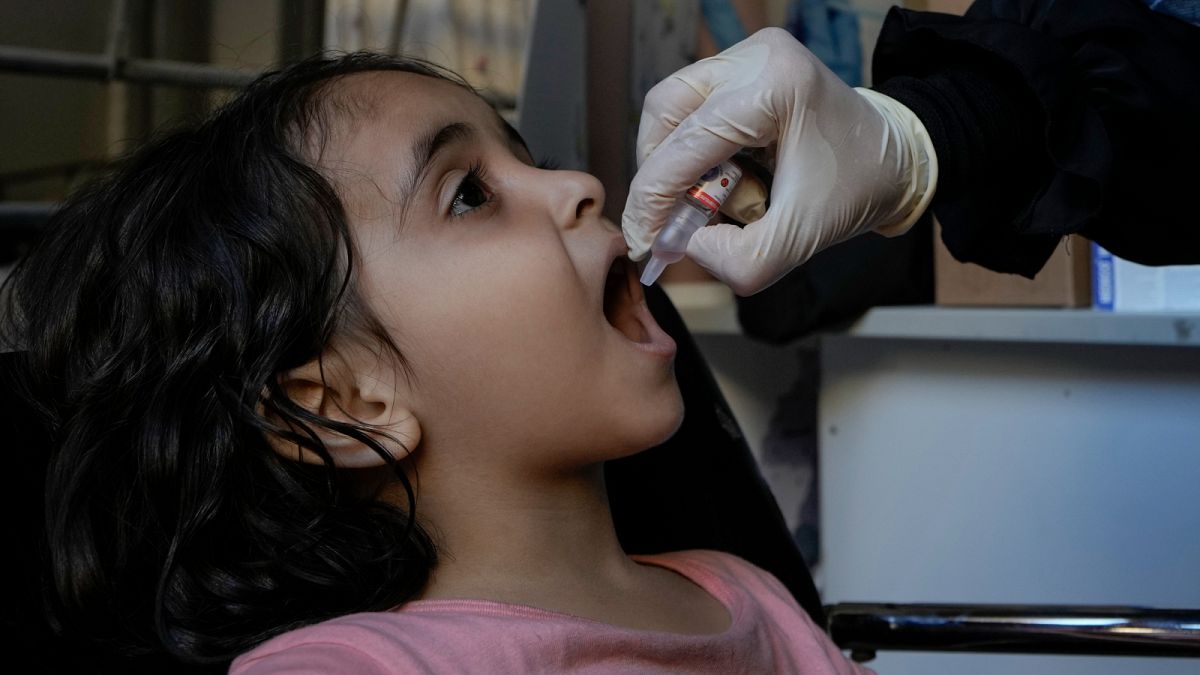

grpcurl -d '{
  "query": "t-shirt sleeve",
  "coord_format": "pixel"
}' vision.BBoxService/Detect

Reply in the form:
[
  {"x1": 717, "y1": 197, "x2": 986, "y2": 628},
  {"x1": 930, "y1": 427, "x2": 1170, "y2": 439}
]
[
  {"x1": 679, "y1": 550, "x2": 877, "y2": 675},
  {"x1": 731, "y1": 556, "x2": 877, "y2": 675},
  {"x1": 230, "y1": 641, "x2": 395, "y2": 675}
]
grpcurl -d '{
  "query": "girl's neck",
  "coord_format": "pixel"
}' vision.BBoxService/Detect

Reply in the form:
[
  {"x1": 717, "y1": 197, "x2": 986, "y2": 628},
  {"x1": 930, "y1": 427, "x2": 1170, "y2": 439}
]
[
  {"x1": 411, "y1": 463, "x2": 641, "y2": 603},
  {"x1": 392, "y1": 460, "x2": 733, "y2": 636}
]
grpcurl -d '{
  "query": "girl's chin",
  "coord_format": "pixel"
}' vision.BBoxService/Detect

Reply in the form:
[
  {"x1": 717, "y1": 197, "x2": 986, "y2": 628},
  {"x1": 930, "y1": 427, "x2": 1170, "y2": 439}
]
[{"x1": 610, "y1": 391, "x2": 686, "y2": 457}]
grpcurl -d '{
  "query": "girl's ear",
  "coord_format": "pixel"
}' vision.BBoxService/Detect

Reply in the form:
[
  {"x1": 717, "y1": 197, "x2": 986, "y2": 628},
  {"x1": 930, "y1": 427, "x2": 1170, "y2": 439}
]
[{"x1": 263, "y1": 347, "x2": 420, "y2": 469}]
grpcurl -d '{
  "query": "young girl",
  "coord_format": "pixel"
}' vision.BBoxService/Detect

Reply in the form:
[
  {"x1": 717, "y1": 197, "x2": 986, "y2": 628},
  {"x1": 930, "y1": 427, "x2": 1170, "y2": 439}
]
[{"x1": 2, "y1": 52, "x2": 871, "y2": 674}]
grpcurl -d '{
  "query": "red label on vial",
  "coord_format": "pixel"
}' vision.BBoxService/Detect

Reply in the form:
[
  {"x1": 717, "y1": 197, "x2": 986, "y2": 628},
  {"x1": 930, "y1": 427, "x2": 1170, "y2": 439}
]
[{"x1": 687, "y1": 186, "x2": 722, "y2": 213}]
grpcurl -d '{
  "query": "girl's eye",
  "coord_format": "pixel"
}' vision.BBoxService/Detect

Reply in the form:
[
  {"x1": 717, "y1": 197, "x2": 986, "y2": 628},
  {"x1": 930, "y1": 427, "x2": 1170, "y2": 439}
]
[{"x1": 449, "y1": 166, "x2": 492, "y2": 218}]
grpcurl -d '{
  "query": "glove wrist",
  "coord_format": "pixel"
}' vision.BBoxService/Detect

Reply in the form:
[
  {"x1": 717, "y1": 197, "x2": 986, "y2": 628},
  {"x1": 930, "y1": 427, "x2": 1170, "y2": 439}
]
[{"x1": 854, "y1": 87, "x2": 938, "y2": 237}]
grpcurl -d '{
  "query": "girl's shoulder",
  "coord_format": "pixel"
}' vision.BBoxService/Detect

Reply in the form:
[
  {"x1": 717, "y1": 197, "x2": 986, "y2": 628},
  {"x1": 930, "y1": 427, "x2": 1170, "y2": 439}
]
[
  {"x1": 228, "y1": 611, "x2": 428, "y2": 675},
  {"x1": 231, "y1": 604, "x2": 552, "y2": 674},
  {"x1": 633, "y1": 550, "x2": 874, "y2": 674},
  {"x1": 630, "y1": 548, "x2": 791, "y2": 595}
]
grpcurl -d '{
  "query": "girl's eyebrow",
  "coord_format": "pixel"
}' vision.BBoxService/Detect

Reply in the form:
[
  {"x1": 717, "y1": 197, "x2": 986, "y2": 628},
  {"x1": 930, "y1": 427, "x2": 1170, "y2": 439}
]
[{"x1": 400, "y1": 121, "x2": 475, "y2": 203}]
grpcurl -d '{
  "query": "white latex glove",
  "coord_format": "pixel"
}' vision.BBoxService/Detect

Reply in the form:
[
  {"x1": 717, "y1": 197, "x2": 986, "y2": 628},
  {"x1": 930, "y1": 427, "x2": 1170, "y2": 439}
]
[{"x1": 622, "y1": 27, "x2": 938, "y2": 296}]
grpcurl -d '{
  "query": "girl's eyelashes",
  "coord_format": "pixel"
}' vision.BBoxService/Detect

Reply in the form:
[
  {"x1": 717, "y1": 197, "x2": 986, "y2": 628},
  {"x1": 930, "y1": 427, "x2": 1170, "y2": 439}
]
[
  {"x1": 448, "y1": 161, "x2": 494, "y2": 218},
  {"x1": 446, "y1": 154, "x2": 554, "y2": 219}
]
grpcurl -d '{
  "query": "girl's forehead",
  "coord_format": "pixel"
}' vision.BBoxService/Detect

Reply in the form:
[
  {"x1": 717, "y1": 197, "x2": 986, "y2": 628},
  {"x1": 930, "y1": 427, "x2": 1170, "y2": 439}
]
[
  {"x1": 313, "y1": 71, "x2": 501, "y2": 165},
  {"x1": 336, "y1": 70, "x2": 493, "y2": 127},
  {"x1": 334, "y1": 70, "x2": 528, "y2": 160}
]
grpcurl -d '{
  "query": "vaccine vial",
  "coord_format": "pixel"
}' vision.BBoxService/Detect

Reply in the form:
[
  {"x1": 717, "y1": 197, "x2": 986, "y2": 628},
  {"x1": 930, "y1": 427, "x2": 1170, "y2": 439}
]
[{"x1": 640, "y1": 160, "x2": 743, "y2": 286}]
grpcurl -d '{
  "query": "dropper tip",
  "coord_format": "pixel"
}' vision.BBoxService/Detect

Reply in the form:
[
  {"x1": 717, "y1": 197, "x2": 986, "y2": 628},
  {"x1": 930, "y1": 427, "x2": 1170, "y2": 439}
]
[{"x1": 639, "y1": 256, "x2": 668, "y2": 286}]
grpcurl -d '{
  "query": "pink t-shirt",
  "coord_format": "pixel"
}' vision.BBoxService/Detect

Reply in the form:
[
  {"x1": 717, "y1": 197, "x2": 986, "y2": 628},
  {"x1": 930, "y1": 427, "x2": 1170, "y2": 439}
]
[{"x1": 230, "y1": 549, "x2": 874, "y2": 674}]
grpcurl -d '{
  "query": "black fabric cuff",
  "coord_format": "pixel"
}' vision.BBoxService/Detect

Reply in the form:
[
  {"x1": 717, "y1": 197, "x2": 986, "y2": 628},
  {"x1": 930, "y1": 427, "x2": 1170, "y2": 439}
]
[
  {"x1": 875, "y1": 59, "x2": 1057, "y2": 278},
  {"x1": 875, "y1": 66, "x2": 1038, "y2": 209},
  {"x1": 871, "y1": 0, "x2": 1200, "y2": 275},
  {"x1": 870, "y1": 4, "x2": 1104, "y2": 277}
]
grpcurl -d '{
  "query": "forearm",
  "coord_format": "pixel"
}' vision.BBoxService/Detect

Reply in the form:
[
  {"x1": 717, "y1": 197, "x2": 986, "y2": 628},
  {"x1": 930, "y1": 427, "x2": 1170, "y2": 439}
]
[
  {"x1": 870, "y1": 1, "x2": 1200, "y2": 275},
  {"x1": 874, "y1": 62, "x2": 1043, "y2": 211}
]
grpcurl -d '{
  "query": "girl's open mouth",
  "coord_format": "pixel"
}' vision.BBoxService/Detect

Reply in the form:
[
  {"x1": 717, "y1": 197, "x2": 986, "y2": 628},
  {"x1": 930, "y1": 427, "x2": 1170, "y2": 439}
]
[{"x1": 603, "y1": 257, "x2": 676, "y2": 358}]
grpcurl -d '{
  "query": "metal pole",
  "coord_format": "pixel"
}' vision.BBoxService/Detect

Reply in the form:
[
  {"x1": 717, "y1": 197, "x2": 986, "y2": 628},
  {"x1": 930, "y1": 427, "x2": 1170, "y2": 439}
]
[
  {"x1": 0, "y1": 202, "x2": 58, "y2": 228},
  {"x1": 122, "y1": 58, "x2": 257, "y2": 89},
  {"x1": 104, "y1": 0, "x2": 129, "y2": 78},
  {"x1": 827, "y1": 603, "x2": 1200, "y2": 659},
  {"x1": 0, "y1": 44, "x2": 257, "y2": 89}
]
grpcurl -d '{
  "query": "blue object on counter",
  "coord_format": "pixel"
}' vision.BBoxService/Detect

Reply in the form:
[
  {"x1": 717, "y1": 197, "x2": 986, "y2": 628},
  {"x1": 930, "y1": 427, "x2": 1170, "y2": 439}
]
[
  {"x1": 786, "y1": 0, "x2": 862, "y2": 86},
  {"x1": 700, "y1": 0, "x2": 749, "y2": 50}
]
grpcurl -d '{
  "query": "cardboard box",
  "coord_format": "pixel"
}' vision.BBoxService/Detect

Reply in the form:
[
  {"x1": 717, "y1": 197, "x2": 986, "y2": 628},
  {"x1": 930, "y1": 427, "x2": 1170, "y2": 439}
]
[{"x1": 934, "y1": 221, "x2": 1092, "y2": 307}]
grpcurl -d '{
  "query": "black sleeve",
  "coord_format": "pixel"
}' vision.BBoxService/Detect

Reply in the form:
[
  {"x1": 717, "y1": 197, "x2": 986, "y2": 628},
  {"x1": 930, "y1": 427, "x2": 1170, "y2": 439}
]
[{"x1": 872, "y1": 0, "x2": 1200, "y2": 277}]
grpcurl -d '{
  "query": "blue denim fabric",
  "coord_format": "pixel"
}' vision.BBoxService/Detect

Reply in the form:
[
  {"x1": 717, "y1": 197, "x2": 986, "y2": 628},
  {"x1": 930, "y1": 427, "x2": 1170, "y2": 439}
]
[
  {"x1": 785, "y1": 0, "x2": 863, "y2": 86},
  {"x1": 699, "y1": 0, "x2": 749, "y2": 50},
  {"x1": 1145, "y1": 0, "x2": 1200, "y2": 26}
]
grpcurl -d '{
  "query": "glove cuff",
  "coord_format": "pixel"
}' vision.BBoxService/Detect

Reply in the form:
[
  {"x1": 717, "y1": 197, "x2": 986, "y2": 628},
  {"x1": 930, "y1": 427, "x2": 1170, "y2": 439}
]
[{"x1": 854, "y1": 87, "x2": 939, "y2": 237}]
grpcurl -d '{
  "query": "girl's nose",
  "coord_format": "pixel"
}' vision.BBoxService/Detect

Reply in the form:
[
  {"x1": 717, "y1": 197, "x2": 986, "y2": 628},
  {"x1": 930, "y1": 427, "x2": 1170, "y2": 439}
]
[{"x1": 548, "y1": 169, "x2": 606, "y2": 230}]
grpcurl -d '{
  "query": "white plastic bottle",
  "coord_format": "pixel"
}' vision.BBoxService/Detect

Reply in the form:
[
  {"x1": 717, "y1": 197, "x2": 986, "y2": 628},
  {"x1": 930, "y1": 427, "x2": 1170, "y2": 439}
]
[{"x1": 639, "y1": 160, "x2": 743, "y2": 286}]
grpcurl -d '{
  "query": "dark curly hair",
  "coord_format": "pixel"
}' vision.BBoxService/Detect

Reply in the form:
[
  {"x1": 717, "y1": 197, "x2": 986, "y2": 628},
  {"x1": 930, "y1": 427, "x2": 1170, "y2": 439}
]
[{"x1": 0, "y1": 52, "x2": 475, "y2": 666}]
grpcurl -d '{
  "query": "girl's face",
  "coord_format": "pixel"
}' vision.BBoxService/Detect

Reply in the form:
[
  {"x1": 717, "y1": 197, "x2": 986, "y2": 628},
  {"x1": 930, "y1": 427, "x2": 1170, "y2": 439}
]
[{"x1": 325, "y1": 71, "x2": 683, "y2": 476}]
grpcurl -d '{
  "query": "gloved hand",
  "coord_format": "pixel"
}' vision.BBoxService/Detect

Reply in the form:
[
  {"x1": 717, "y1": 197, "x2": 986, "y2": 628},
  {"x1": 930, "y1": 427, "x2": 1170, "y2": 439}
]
[{"x1": 622, "y1": 27, "x2": 938, "y2": 296}]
